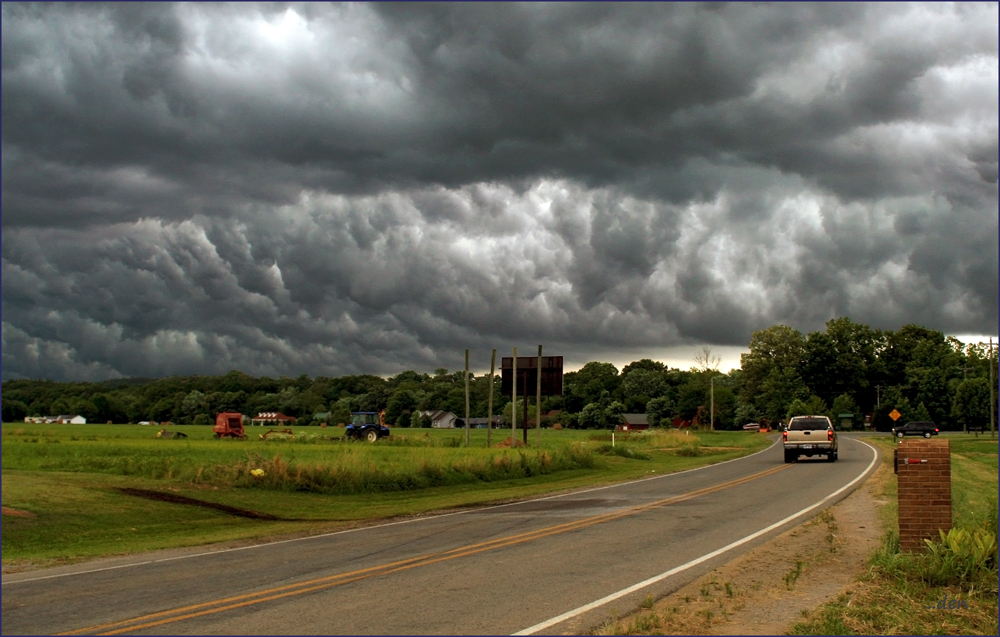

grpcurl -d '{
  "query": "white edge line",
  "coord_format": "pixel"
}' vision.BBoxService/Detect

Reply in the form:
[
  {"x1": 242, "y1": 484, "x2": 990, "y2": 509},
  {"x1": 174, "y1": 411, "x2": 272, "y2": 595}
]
[
  {"x1": 512, "y1": 438, "x2": 880, "y2": 636},
  {"x1": 2, "y1": 437, "x2": 781, "y2": 586}
]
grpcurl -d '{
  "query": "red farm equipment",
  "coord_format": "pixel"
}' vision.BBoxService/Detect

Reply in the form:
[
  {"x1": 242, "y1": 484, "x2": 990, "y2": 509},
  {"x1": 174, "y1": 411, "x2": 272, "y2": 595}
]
[{"x1": 213, "y1": 412, "x2": 246, "y2": 439}]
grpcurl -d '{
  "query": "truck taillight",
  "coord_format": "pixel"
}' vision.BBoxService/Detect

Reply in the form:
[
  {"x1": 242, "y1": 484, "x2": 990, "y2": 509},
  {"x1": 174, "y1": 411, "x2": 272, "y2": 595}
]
[
  {"x1": 828, "y1": 430, "x2": 834, "y2": 442},
  {"x1": 782, "y1": 431, "x2": 787, "y2": 442}
]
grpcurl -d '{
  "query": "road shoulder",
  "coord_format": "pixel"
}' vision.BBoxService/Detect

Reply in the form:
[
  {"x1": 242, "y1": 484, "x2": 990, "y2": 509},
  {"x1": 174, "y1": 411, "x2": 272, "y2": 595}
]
[{"x1": 593, "y1": 448, "x2": 888, "y2": 635}]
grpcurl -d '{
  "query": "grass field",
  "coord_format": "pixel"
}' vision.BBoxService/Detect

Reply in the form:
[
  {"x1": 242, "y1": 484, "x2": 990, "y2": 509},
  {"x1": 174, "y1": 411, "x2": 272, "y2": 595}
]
[
  {"x1": 790, "y1": 434, "x2": 999, "y2": 636},
  {"x1": 1, "y1": 423, "x2": 771, "y2": 570}
]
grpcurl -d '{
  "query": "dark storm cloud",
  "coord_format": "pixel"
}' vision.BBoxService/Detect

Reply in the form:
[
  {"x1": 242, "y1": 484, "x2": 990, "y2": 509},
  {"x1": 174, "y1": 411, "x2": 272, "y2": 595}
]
[{"x1": 2, "y1": 2, "x2": 997, "y2": 381}]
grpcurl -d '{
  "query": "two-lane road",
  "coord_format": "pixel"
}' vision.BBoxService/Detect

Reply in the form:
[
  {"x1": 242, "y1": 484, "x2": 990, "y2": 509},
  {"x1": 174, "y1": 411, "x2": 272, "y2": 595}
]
[{"x1": 2, "y1": 436, "x2": 880, "y2": 635}]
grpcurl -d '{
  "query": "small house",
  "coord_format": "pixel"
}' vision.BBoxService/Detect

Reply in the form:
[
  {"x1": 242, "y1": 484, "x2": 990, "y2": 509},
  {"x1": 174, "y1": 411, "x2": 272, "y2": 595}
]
[
  {"x1": 416, "y1": 410, "x2": 460, "y2": 428},
  {"x1": 466, "y1": 416, "x2": 505, "y2": 429},
  {"x1": 616, "y1": 413, "x2": 649, "y2": 431}
]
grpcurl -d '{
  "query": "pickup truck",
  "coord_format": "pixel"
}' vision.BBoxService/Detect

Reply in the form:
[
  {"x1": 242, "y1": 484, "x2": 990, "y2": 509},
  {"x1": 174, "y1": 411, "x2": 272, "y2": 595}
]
[{"x1": 783, "y1": 415, "x2": 838, "y2": 463}]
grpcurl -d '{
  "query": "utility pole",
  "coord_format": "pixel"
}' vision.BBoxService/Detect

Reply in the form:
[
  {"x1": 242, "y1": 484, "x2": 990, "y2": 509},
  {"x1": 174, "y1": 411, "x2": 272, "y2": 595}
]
[
  {"x1": 464, "y1": 349, "x2": 470, "y2": 447},
  {"x1": 487, "y1": 349, "x2": 495, "y2": 448},
  {"x1": 511, "y1": 347, "x2": 517, "y2": 445},
  {"x1": 522, "y1": 372, "x2": 529, "y2": 446},
  {"x1": 876, "y1": 385, "x2": 881, "y2": 408},
  {"x1": 536, "y1": 345, "x2": 543, "y2": 445},
  {"x1": 710, "y1": 376, "x2": 715, "y2": 431},
  {"x1": 990, "y1": 336, "x2": 997, "y2": 438}
]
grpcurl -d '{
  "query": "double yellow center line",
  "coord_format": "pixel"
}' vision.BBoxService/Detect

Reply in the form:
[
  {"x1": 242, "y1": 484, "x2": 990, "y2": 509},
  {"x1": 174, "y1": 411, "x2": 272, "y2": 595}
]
[{"x1": 60, "y1": 463, "x2": 791, "y2": 635}]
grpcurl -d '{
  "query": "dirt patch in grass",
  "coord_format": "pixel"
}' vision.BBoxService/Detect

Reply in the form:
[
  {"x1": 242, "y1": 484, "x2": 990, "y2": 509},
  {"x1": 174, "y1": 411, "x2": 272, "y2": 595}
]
[
  {"x1": 115, "y1": 488, "x2": 287, "y2": 520},
  {"x1": 1, "y1": 506, "x2": 36, "y2": 518},
  {"x1": 593, "y1": 459, "x2": 888, "y2": 635}
]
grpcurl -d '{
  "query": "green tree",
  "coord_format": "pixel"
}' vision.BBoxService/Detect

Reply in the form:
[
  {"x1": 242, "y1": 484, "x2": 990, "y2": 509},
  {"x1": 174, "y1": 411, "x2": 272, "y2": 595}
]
[
  {"x1": 503, "y1": 399, "x2": 537, "y2": 427},
  {"x1": 756, "y1": 367, "x2": 810, "y2": 423},
  {"x1": 711, "y1": 384, "x2": 738, "y2": 430},
  {"x1": 606, "y1": 401, "x2": 626, "y2": 424},
  {"x1": 873, "y1": 386, "x2": 912, "y2": 431},
  {"x1": 739, "y1": 325, "x2": 806, "y2": 408},
  {"x1": 785, "y1": 394, "x2": 828, "y2": 420},
  {"x1": 621, "y1": 359, "x2": 666, "y2": 375},
  {"x1": 646, "y1": 395, "x2": 676, "y2": 427},
  {"x1": 91, "y1": 394, "x2": 113, "y2": 423},
  {"x1": 329, "y1": 399, "x2": 352, "y2": 426},
  {"x1": 2, "y1": 398, "x2": 28, "y2": 423},
  {"x1": 578, "y1": 403, "x2": 605, "y2": 429},
  {"x1": 952, "y1": 378, "x2": 991, "y2": 431},
  {"x1": 384, "y1": 390, "x2": 416, "y2": 426},
  {"x1": 799, "y1": 317, "x2": 881, "y2": 411},
  {"x1": 564, "y1": 362, "x2": 620, "y2": 412},
  {"x1": 911, "y1": 402, "x2": 933, "y2": 422},
  {"x1": 733, "y1": 402, "x2": 760, "y2": 427},
  {"x1": 830, "y1": 393, "x2": 860, "y2": 429},
  {"x1": 621, "y1": 368, "x2": 668, "y2": 401},
  {"x1": 906, "y1": 365, "x2": 952, "y2": 428}
]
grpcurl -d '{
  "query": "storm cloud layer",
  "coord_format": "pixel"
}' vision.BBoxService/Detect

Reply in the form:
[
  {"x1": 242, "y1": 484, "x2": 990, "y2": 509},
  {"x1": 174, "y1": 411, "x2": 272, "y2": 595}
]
[{"x1": 2, "y1": 2, "x2": 997, "y2": 381}]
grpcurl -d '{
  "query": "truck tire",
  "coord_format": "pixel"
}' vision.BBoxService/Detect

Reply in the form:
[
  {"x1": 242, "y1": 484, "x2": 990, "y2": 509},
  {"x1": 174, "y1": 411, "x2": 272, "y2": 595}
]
[
  {"x1": 784, "y1": 450, "x2": 795, "y2": 463},
  {"x1": 827, "y1": 451, "x2": 836, "y2": 462},
  {"x1": 365, "y1": 429, "x2": 379, "y2": 443}
]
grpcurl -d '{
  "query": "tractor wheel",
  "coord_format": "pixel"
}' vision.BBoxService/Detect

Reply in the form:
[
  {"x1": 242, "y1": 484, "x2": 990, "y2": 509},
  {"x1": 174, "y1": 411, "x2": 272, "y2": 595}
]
[
  {"x1": 213, "y1": 433, "x2": 221, "y2": 439},
  {"x1": 365, "y1": 429, "x2": 379, "y2": 443}
]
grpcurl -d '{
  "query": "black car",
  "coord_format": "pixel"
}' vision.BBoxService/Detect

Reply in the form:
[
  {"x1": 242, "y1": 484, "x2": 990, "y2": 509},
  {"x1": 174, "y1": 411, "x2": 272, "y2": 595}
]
[{"x1": 891, "y1": 421, "x2": 939, "y2": 438}]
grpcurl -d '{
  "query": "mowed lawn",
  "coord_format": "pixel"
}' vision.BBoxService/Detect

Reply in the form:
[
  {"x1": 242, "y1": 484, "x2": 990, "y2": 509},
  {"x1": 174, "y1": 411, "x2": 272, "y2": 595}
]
[{"x1": 2, "y1": 423, "x2": 772, "y2": 569}]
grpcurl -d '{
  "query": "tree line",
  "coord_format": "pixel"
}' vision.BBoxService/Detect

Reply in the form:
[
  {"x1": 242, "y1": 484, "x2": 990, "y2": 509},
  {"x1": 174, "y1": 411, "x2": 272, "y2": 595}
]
[{"x1": 2, "y1": 318, "x2": 996, "y2": 432}]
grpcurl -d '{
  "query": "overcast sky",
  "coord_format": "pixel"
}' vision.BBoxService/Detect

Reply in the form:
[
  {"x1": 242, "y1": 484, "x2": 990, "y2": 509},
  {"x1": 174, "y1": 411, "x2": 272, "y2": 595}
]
[{"x1": 2, "y1": 2, "x2": 997, "y2": 382}]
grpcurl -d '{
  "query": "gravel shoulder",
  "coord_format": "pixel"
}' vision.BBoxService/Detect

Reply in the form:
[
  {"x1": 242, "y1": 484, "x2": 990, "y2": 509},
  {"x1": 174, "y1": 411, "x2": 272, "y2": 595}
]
[{"x1": 594, "y1": 453, "x2": 889, "y2": 635}]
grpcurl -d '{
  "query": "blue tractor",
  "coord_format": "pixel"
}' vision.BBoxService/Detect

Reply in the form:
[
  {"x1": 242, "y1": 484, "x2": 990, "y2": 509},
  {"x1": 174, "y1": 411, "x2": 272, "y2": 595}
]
[{"x1": 344, "y1": 411, "x2": 390, "y2": 442}]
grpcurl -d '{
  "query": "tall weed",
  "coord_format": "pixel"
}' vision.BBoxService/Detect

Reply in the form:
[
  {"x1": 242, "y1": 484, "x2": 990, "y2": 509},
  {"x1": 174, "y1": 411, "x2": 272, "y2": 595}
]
[{"x1": 224, "y1": 445, "x2": 598, "y2": 494}]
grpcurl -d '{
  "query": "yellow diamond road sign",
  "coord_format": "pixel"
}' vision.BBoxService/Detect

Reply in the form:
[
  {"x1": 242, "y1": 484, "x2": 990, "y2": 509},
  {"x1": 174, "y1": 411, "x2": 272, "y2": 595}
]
[{"x1": 889, "y1": 409, "x2": 902, "y2": 421}]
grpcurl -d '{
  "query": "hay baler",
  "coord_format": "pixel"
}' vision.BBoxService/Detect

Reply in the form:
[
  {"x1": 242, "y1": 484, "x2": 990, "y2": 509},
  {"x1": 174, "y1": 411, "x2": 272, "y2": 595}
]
[{"x1": 213, "y1": 412, "x2": 246, "y2": 439}]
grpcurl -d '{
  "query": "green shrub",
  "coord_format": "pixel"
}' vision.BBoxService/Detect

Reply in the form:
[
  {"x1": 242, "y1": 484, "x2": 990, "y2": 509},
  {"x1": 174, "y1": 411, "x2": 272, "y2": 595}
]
[
  {"x1": 674, "y1": 442, "x2": 702, "y2": 457},
  {"x1": 921, "y1": 527, "x2": 998, "y2": 586},
  {"x1": 594, "y1": 444, "x2": 651, "y2": 460}
]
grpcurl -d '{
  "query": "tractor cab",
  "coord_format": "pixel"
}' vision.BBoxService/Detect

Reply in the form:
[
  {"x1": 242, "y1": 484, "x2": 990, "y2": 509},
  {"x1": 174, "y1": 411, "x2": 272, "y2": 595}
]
[{"x1": 351, "y1": 412, "x2": 381, "y2": 426}]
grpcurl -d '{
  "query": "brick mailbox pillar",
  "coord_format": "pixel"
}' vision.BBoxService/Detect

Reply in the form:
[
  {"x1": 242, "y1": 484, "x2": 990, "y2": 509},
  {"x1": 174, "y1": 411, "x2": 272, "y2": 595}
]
[{"x1": 896, "y1": 439, "x2": 951, "y2": 552}]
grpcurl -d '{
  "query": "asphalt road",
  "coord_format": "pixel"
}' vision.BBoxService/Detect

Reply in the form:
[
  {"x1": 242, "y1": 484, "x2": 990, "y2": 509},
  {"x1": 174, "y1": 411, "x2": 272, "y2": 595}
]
[{"x1": 2, "y1": 435, "x2": 880, "y2": 636}]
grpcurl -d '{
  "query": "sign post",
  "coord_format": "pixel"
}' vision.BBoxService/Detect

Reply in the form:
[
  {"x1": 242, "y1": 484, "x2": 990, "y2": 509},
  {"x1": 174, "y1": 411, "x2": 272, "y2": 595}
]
[
  {"x1": 487, "y1": 349, "x2": 496, "y2": 448},
  {"x1": 464, "y1": 349, "x2": 470, "y2": 447}
]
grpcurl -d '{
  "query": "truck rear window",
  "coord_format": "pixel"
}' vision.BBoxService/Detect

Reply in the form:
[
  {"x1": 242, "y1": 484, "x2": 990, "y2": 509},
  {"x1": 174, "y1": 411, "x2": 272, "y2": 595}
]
[{"x1": 789, "y1": 418, "x2": 830, "y2": 431}]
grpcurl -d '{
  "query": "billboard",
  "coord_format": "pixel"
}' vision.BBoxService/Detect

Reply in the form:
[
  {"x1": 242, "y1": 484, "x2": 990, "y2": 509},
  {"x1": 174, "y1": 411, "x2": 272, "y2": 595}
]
[{"x1": 500, "y1": 356, "x2": 563, "y2": 396}]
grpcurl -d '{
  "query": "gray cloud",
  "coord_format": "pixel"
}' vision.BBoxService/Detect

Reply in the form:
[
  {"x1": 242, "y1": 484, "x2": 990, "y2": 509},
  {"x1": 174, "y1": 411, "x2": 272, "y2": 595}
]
[{"x1": 2, "y1": 2, "x2": 997, "y2": 381}]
